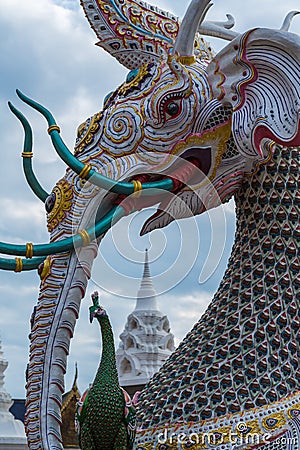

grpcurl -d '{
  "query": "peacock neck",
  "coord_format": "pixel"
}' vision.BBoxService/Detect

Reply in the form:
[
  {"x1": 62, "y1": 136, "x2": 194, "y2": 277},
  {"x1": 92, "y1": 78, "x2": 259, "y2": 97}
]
[{"x1": 94, "y1": 316, "x2": 119, "y2": 387}]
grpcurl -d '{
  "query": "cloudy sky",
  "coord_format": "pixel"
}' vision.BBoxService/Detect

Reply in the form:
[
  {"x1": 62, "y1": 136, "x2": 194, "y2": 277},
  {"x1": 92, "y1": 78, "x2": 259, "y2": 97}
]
[{"x1": 0, "y1": 0, "x2": 299, "y2": 399}]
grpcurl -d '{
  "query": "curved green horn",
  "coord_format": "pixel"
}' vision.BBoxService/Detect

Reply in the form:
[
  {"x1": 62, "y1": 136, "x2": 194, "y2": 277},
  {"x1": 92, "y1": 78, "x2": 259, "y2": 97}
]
[
  {"x1": 16, "y1": 90, "x2": 174, "y2": 195},
  {"x1": 8, "y1": 102, "x2": 49, "y2": 202},
  {"x1": 0, "y1": 256, "x2": 45, "y2": 272},
  {"x1": 0, "y1": 205, "x2": 126, "y2": 259}
]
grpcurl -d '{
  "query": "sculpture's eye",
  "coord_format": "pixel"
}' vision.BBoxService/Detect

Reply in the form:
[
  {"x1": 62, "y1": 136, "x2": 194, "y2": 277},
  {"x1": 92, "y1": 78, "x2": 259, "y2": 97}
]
[
  {"x1": 166, "y1": 102, "x2": 180, "y2": 116},
  {"x1": 45, "y1": 192, "x2": 56, "y2": 213},
  {"x1": 164, "y1": 99, "x2": 182, "y2": 119},
  {"x1": 126, "y1": 68, "x2": 139, "y2": 83}
]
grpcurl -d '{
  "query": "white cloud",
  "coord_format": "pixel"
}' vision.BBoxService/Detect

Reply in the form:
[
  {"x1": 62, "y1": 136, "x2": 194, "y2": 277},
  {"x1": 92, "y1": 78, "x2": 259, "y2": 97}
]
[{"x1": 0, "y1": 198, "x2": 44, "y2": 224}]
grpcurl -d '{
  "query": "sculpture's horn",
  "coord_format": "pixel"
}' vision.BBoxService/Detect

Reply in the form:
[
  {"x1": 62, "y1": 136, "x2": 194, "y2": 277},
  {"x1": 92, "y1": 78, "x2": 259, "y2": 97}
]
[
  {"x1": 280, "y1": 11, "x2": 300, "y2": 32},
  {"x1": 174, "y1": 0, "x2": 213, "y2": 60}
]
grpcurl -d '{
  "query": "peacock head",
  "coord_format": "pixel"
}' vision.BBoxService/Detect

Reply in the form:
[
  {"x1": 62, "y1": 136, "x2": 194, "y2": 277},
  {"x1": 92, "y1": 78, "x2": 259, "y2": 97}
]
[{"x1": 89, "y1": 291, "x2": 108, "y2": 323}]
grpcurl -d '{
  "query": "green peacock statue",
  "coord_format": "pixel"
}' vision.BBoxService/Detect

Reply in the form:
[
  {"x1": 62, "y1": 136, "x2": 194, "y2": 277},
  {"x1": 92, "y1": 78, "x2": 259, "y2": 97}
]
[{"x1": 76, "y1": 292, "x2": 136, "y2": 450}]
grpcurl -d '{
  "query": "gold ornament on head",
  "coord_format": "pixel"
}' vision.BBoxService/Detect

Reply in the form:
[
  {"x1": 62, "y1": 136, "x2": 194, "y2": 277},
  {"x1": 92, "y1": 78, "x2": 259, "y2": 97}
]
[
  {"x1": 119, "y1": 65, "x2": 150, "y2": 96},
  {"x1": 47, "y1": 179, "x2": 73, "y2": 232}
]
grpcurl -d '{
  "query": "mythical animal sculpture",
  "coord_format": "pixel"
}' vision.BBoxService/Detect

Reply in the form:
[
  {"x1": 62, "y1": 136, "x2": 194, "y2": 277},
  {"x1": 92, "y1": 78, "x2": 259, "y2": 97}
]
[
  {"x1": 0, "y1": 0, "x2": 299, "y2": 448},
  {"x1": 76, "y1": 291, "x2": 136, "y2": 449}
]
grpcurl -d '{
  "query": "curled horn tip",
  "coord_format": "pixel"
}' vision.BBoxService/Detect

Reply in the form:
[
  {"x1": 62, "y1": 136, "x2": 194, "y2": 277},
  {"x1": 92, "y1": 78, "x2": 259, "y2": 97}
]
[
  {"x1": 205, "y1": 13, "x2": 235, "y2": 30},
  {"x1": 280, "y1": 11, "x2": 300, "y2": 31},
  {"x1": 225, "y1": 14, "x2": 235, "y2": 29}
]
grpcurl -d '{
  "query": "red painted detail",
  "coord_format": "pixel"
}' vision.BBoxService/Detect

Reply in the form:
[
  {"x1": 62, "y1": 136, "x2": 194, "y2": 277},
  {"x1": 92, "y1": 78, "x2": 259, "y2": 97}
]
[
  {"x1": 254, "y1": 121, "x2": 300, "y2": 155},
  {"x1": 233, "y1": 29, "x2": 259, "y2": 111}
]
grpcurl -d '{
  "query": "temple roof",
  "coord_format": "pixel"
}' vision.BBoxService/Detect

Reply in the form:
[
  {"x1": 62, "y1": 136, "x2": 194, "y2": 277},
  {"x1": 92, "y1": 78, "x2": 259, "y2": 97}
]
[{"x1": 60, "y1": 364, "x2": 81, "y2": 449}]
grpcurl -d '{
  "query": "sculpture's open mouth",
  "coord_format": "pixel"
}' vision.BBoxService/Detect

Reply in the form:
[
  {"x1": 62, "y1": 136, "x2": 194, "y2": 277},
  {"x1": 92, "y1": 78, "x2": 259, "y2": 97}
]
[
  {"x1": 107, "y1": 149, "x2": 212, "y2": 236},
  {"x1": 113, "y1": 153, "x2": 205, "y2": 208}
]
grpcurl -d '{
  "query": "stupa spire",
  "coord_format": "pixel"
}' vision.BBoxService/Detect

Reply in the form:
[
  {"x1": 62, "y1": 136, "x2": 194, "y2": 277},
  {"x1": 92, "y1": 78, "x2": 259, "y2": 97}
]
[
  {"x1": 135, "y1": 249, "x2": 158, "y2": 311},
  {"x1": 142, "y1": 248, "x2": 151, "y2": 279}
]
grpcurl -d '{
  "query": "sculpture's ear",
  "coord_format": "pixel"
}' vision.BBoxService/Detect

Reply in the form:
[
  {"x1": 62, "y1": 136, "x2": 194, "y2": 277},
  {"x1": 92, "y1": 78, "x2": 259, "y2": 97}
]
[
  {"x1": 81, "y1": 0, "x2": 179, "y2": 69},
  {"x1": 207, "y1": 28, "x2": 300, "y2": 161}
]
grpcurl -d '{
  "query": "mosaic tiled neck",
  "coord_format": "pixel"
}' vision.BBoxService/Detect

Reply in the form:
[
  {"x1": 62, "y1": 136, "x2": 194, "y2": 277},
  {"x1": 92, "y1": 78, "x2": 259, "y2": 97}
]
[{"x1": 135, "y1": 145, "x2": 300, "y2": 442}]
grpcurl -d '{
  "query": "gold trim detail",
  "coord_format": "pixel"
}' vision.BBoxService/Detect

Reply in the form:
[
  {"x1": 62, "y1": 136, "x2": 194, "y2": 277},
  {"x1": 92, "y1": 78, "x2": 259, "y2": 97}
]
[
  {"x1": 15, "y1": 258, "x2": 23, "y2": 273},
  {"x1": 135, "y1": 392, "x2": 300, "y2": 449},
  {"x1": 177, "y1": 55, "x2": 196, "y2": 66},
  {"x1": 74, "y1": 112, "x2": 102, "y2": 155},
  {"x1": 47, "y1": 179, "x2": 73, "y2": 232},
  {"x1": 118, "y1": 64, "x2": 150, "y2": 96},
  {"x1": 131, "y1": 180, "x2": 143, "y2": 198},
  {"x1": 262, "y1": 412, "x2": 286, "y2": 431},
  {"x1": 39, "y1": 256, "x2": 52, "y2": 281},
  {"x1": 132, "y1": 180, "x2": 142, "y2": 192},
  {"x1": 79, "y1": 229, "x2": 91, "y2": 247},
  {"x1": 170, "y1": 119, "x2": 232, "y2": 189},
  {"x1": 22, "y1": 152, "x2": 33, "y2": 158},
  {"x1": 245, "y1": 141, "x2": 275, "y2": 178},
  {"x1": 26, "y1": 243, "x2": 34, "y2": 259},
  {"x1": 48, "y1": 125, "x2": 61, "y2": 134},
  {"x1": 79, "y1": 164, "x2": 92, "y2": 180}
]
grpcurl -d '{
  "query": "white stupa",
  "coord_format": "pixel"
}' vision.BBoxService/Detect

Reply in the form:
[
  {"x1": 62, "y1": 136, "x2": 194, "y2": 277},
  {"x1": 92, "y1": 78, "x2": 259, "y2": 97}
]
[
  {"x1": 0, "y1": 337, "x2": 28, "y2": 449},
  {"x1": 116, "y1": 250, "x2": 175, "y2": 389}
]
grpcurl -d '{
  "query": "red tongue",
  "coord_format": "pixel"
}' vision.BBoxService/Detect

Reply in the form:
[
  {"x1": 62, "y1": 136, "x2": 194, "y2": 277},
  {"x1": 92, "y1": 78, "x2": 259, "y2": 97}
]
[{"x1": 114, "y1": 157, "x2": 201, "y2": 215}]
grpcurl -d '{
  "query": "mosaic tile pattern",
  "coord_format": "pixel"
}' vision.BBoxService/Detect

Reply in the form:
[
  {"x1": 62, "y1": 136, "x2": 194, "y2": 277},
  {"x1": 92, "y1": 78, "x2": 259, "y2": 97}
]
[{"x1": 135, "y1": 146, "x2": 300, "y2": 446}]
